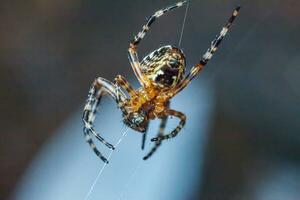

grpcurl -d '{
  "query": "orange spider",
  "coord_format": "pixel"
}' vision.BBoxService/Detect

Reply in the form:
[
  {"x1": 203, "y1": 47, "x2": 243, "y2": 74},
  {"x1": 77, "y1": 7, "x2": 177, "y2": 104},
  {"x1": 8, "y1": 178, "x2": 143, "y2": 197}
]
[{"x1": 83, "y1": 1, "x2": 240, "y2": 163}]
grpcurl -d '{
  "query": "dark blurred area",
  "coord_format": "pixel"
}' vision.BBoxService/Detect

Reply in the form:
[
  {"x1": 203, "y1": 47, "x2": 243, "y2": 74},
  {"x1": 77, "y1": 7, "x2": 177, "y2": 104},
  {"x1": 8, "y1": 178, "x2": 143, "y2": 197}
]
[{"x1": 1, "y1": 0, "x2": 300, "y2": 199}]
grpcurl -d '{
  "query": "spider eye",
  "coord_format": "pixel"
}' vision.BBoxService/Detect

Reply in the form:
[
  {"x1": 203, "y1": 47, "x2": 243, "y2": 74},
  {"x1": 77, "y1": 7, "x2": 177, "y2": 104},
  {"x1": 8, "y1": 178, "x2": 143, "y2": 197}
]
[{"x1": 132, "y1": 113, "x2": 144, "y2": 124}]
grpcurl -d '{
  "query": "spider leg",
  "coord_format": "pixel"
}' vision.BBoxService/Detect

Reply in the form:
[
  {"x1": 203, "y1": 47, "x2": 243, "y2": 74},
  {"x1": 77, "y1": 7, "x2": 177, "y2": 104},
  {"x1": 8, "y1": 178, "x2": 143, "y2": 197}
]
[
  {"x1": 169, "y1": 6, "x2": 240, "y2": 97},
  {"x1": 143, "y1": 115, "x2": 167, "y2": 160},
  {"x1": 114, "y1": 75, "x2": 138, "y2": 96},
  {"x1": 143, "y1": 101, "x2": 170, "y2": 160},
  {"x1": 83, "y1": 128, "x2": 109, "y2": 163},
  {"x1": 130, "y1": 1, "x2": 187, "y2": 47},
  {"x1": 128, "y1": 1, "x2": 188, "y2": 87},
  {"x1": 151, "y1": 109, "x2": 186, "y2": 142},
  {"x1": 141, "y1": 132, "x2": 147, "y2": 150},
  {"x1": 141, "y1": 121, "x2": 150, "y2": 150},
  {"x1": 82, "y1": 77, "x2": 127, "y2": 163}
]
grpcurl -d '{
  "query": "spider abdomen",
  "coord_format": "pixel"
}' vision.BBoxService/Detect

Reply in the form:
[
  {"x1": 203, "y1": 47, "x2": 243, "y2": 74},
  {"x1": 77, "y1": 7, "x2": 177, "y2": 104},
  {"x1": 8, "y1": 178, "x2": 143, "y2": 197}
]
[{"x1": 141, "y1": 45, "x2": 186, "y2": 89}]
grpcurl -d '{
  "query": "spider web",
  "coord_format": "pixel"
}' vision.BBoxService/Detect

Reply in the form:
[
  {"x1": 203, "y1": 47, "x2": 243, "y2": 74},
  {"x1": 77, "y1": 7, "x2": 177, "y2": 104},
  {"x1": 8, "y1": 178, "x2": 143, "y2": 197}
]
[
  {"x1": 178, "y1": 1, "x2": 190, "y2": 48},
  {"x1": 83, "y1": 128, "x2": 129, "y2": 200}
]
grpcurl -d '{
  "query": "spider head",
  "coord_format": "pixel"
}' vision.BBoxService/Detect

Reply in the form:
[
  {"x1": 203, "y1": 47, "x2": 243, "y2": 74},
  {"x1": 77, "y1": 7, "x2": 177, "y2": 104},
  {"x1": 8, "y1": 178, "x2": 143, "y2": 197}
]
[
  {"x1": 141, "y1": 45, "x2": 186, "y2": 89},
  {"x1": 123, "y1": 111, "x2": 148, "y2": 132}
]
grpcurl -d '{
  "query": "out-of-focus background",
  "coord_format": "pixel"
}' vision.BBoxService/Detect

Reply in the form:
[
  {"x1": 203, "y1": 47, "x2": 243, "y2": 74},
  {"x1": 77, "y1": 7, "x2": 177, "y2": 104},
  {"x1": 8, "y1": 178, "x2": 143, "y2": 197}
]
[{"x1": 1, "y1": 0, "x2": 300, "y2": 199}]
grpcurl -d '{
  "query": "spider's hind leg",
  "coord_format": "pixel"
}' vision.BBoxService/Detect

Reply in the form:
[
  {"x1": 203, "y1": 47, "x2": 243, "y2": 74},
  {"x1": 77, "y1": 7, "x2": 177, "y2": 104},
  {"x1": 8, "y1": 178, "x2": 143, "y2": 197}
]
[{"x1": 82, "y1": 77, "x2": 127, "y2": 163}]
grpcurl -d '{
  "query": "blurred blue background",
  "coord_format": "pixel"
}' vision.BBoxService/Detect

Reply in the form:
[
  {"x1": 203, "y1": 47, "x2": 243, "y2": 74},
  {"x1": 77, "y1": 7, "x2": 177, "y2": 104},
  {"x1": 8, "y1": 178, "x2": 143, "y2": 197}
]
[{"x1": 1, "y1": 0, "x2": 300, "y2": 199}]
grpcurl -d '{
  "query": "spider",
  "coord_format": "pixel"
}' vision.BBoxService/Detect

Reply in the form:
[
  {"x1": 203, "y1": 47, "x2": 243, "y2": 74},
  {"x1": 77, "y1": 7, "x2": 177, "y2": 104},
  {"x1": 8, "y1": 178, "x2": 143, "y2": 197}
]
[{"x1": 82, "y1": 1, "x2": 240, "y2": 163}]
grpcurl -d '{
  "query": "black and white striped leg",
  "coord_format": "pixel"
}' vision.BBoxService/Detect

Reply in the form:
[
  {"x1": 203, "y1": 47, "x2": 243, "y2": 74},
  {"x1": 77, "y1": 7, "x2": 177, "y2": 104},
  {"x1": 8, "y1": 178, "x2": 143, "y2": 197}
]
[
  {"x1": 83, "y1": 128, "x2": 109, "y2": 163},
  {"x1": 143, "y1": 115, "x2": 168, "y2": 160},
  {"x1": 151, "y1": 109, "x2": 186, "y2": 142},
  {"x1": 170, "y1": 6, "x2": 240, "y2": 96},
  {"x1": 130, "y1": 1, "x2": 187, "y2": 47},
  {"x1": 82, "y1": 77, "x2": 127, "y2": 163},
  {"x1": 128, "y1": 1, "x2": 187, "y2": 86},
  {"x1": 200, "y1": 6, "x2": 240, "y2": 65},
  {"x1": 144, "y1": 101, "x2": 170, "y2": 160}
]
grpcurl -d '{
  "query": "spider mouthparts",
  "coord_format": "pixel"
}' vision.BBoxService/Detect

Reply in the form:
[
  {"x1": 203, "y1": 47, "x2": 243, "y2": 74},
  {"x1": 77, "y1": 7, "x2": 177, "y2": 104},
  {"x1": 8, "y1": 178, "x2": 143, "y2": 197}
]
[{"x1": 151, "y1": 137, "x2": 158, "y2": 142}]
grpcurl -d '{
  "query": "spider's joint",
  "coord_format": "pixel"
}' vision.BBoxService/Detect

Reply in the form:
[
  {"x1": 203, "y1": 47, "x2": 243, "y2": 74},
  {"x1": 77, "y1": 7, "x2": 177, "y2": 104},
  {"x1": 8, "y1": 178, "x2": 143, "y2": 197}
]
[
  {"x1": 137, "y1": 32, "x2": 146, "y2": 39},
  {"x1": 203, "y1": 52, "x2": 213, "y2": 60},
  {"x1": 150, "y1": 137, "x2": 160, "y2": 142},
  {"x1": 233, "y1": 9, "x2": 239, "y2": 16},
  {"x1": 88, "y1": 114, "x2": 96, "y2": 123},
  {"x1": 143, "y1": 25, "x2": 149, "y2": 31},
  {"x1": 155, "y1": 10, "x2": 164, "y2": 17},
  {"x1": 84, "y1": 103, "x2": 92, "y2": 111},
  {"x1": 177, "y1": 2, "x2": 184, "y2": 7},
  {"x1": 84, "y1": 121, "x2": 92, "y2": 129},
  {"x1": 129, "y1": 43, "x2": 137, "y2": 50},
  {"x1": 220, "y1": 27, "x2": 229, "y2": 36}
]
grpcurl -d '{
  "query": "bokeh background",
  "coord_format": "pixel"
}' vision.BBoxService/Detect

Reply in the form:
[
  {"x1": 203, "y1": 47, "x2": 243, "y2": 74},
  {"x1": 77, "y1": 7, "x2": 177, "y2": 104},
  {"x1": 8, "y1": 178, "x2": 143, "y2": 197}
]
[{"x1": 1, "y1": 0, "x2": 300, "y2": 199}]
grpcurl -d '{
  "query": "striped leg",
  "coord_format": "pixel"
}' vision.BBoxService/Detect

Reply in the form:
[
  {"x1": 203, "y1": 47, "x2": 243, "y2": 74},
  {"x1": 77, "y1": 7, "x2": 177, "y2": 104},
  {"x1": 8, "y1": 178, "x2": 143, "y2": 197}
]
[
  {"x1": 83, "y1": 129, "x2": 109, "y2": 163},
  {"x1": 143, "y1": 115, "x2": 168, "y2": 160},
  {"x1": 143, "y1": 101, "x2": 170, "y2": 160},
  {"x1": 151, "y1": 109, "x2": 186, "y2": 142},
  {"x1": 82, "y1": 77, "x2": 127, "y2": 163},
  {"x1": 115, "y1": 75, "x2": 138, "y2": 96},
  {"x1": 128, "y1": 1, "x2": 188, "y2": 86},
  {"x1": 170, "y1": 6, "x2": 240, "y2": 96}
]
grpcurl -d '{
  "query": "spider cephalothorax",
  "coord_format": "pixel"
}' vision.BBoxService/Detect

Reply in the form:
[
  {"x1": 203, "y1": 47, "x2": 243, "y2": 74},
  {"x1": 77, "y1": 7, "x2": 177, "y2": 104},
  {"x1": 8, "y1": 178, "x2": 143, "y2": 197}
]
[
  {"x1": 82, "y1": 1, "x2": 240, "y2": 163},
  {"x1": 141, "y1": 45, "x2": 186, "y2": 89}
]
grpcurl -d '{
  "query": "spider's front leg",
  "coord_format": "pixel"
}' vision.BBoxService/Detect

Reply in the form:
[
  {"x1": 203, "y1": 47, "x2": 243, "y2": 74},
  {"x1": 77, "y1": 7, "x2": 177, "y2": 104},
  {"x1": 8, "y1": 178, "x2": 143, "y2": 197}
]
[
  {"x1": 169, "y1": 6, "x2": 240, "y2": 97},
  {"x1": 82, "y1": 77, "x2": 127, "y2": 163},
  {"x1": 151, "y1": 109, "x2": 186, "y2": 142},
  {"x1": 128, "y1": 1, "x2": 188, "y2": 87}
]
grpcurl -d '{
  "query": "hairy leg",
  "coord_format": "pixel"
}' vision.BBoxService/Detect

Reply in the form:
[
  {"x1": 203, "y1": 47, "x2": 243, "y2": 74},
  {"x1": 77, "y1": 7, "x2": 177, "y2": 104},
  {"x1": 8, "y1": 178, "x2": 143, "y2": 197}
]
[
  {"x1": 143, "y1": 101, "x2": 170, "y2": 160},
  {"x1": 82, "y1": 77, "x2": 127, "y2": 163},
  {"x1": 143, "y1": 115, "x2": 168, "y2": 160},
  {"x1": 170, "y1": 6, "x2": 240, "y2": 97},
  {"x1": 128, "y1": 1, "x2": 188, "y2": 87},
  {"x1": 151, "y1": 109, "x2": 186, "y2": 142},
  {"x1": 114, "y1": 75, "x2": 138, "y2": 96}
]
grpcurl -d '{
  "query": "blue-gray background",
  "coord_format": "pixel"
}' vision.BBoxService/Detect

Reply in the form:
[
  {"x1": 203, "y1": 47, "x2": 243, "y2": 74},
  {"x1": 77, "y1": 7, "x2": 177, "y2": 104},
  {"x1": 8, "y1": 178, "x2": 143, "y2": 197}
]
[{"x1": 1, "y1": 0, "x2": 300, "y2": 199}]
